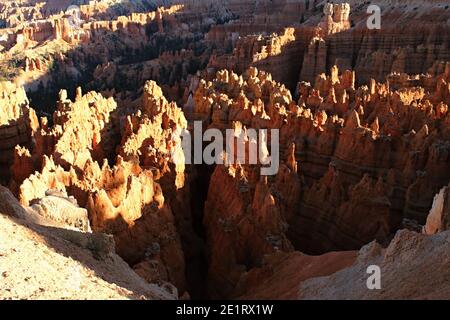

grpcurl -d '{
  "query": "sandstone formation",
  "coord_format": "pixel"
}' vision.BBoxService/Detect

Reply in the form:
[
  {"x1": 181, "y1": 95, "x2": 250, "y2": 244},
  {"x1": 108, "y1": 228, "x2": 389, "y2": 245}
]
[
  {"x1": 2, "y1": 0, "x2": 448, "y2": 105},
  {"x1": 237, "y1": 228, "x2": 450, "y2": 300},
  {"x1": 186, "y1": 63, "x2": 450, "y2": 297},
  {"x1": 297, "y1": 229, "x2": 450, "y2": 299},
  {"x1": 235, "y1": 250, "x2": 358, "y2": 299},
  {"x1": 202, "y1": 0, "x2": 450, "y2": 91},
  {"x1": 5, "y1": 80, "x2": 191, "y2": 296},
  {"x1": 0, "y1": 0, "x2": 449, "y2": 301},
  {"x1": 237, "y1": 183, "x2": 450, "y2": 300},
  {"x1": 423, "y1": 183, "x2": 450, "y2": 235},
  {"x1": 0, "y1": 82, "x2": 39, "y2": 183},
  {"x1": 0, "y1": 187, "x2": 176, "y2": 300},
  {"x1": 27, "y1": 191, "x2": 91, "y2": 233}
]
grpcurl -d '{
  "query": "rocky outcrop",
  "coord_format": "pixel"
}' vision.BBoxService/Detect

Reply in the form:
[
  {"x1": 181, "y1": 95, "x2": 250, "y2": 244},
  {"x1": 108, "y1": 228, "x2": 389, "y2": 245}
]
[
  {"x1": 191, "y1": 65, "x2": 450, "y2": 296},
  {"x1": 27, "y1": 191, "x2": 91, "y2": 233},
  {"x1": 8, "y1": 81, "x2": 191, "y2": 296},
  {"x1": 423, "y1": 183, "x2": 450, "y2": 235},
  {"x1": 0, "y1": 82, "x2": 39, "y2": 184},
  {"x1": 204, "y1": 161, "x2": 300, "y2": 298},
  {"x1": 0, "y1": 0, "x2": 450, "y2": 301},
  {"x1": 0, "y1": 193, "x2": 176, "y2": 300},
  {"x1": 237, "y1": 229, "x2": 450, "y2": 300},
  {"x1": 235, "y1": 250, "x2": 357, "y2": 299},
  {"x1": 9, "y1": 87, "x2": 119, "y2": 192},
  {"x1": 319, "y1": 3, "x2": 351, "y2": 37},
  {"x1": 300, "y1": 1, "x2": 450, "y2": 85},
  {"x1": 207, "y1": 27, "x2": 304, "y2": 90},
  {"x1": 290, "y1": 64, "x2": 450, "y2": 254},
  {"x1": 297, "y1": 230, "x2": 450, "y2": 299}
]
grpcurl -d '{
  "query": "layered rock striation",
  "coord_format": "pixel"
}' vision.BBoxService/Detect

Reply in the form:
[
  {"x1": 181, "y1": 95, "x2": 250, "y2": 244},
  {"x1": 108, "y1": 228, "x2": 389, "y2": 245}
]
[
  {"x1": 188, "y1": 64, "x2": 450, "y2": 296},
  {"x1": 5, "y1": 80, "x2": 193, "y2": 296},
  {"x1": 0, "y1": 0, "x2": 449, "y2": 301}
]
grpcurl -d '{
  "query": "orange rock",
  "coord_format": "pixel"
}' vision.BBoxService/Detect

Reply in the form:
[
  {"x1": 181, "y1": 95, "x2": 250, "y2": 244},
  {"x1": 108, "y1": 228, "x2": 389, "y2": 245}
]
[{"x1": 423, "y1": 184, "x2": 450, "y2": 235}]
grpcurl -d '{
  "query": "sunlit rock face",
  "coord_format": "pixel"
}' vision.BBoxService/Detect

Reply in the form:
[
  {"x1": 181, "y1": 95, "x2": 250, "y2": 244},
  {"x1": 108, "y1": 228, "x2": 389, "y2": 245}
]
[
  {"x1": 4, "y1": 81, "x2": 190, "y2": 296},
  {"x1": 423, "y1": 183, "x2": 450, "y2": 235},
  {"x1": 0, "y1": 0, "x2": 449, "y2": 300},
  {"x1": 0, "y1": 82, "x2": 39, "y2": 184},
  {"x1": 187, "y1": 64, "x2": 450, "y2": 297}
]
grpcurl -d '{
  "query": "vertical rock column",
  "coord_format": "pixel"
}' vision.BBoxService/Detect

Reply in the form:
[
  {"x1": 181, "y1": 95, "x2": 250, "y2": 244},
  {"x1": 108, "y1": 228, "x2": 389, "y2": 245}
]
[{"x1": 0, "y1": 82, "x2": 39, "y2": 184}]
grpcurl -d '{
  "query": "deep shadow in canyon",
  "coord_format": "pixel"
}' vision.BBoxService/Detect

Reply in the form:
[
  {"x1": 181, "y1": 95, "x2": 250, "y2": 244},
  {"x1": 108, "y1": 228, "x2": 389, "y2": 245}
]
[{"x1": 5, "y1": 1, "x2": 450, "y2": 300}]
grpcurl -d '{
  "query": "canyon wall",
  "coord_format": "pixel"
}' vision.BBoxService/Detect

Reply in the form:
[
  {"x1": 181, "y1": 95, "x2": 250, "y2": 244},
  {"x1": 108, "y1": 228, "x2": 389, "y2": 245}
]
[
  {"x1": 4, "y1": 81, "x2": 197, "y2": 297},
  {"x1": 0, "y1": 0, "x2": 449, "y2": 300},
  {"x1": 189, "y1": 63, "x2": 450, "y2": 296},
  {"x1": 0, "y1": 82, "x2": 39, "y2": 184}
]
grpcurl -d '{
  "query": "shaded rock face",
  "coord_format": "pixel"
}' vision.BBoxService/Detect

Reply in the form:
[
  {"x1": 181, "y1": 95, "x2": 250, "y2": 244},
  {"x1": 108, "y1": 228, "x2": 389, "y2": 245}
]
[
  {"x1": 234, "y1": 250, "x2": 358, "y2": 300},
  {"x1": 3, "y1": 0, "x2": 448, "y2": 109},
  {"x1": 28, "y1": 192, "x2": 91, "y2": 233},
  {"x1": 0, "y1": 189, "x2": 176, "y2": 300},
  {"x1": 0, "y1": 82, "x2": 39, "y2": 184},
  {"x1": 203, "y1": 1, "x2": 450, "y2": 91},
  {"x1": 189, "y1": 64, "x2": 450, "y2": 297},
  {"x1": 2, "y1": 62, "x2": 448, "y2": 299},
  {"x1": 4, "y1": 80, "x2": 191, "y2": 296},
  {"x1": 237, "y1": 229, "x2": 450, "y2": 300},
  {"x1": 0, "y1": 0, "x2": 449, "y2": 301},
  {"x1": 203, "y1": 164, "x2": 299, "y2": 298}
]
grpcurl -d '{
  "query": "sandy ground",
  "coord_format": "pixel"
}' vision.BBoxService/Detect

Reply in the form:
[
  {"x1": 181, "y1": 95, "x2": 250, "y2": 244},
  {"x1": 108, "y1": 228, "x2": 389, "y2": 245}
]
[{"x1": 0, "y1": 214, "x2": 174, "y2": 300}]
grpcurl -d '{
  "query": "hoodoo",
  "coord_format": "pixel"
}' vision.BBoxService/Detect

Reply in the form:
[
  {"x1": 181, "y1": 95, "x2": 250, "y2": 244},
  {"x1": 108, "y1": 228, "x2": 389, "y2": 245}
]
[{"x1": 0, "y1": 0, "x2": 449, "y2": 301}]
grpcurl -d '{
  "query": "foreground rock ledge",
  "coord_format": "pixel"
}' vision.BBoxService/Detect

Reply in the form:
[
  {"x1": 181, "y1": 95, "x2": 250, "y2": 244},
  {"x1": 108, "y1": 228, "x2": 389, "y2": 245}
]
[{"x1": 0, "y1": 188, "x2": 176, "y2": 300}]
